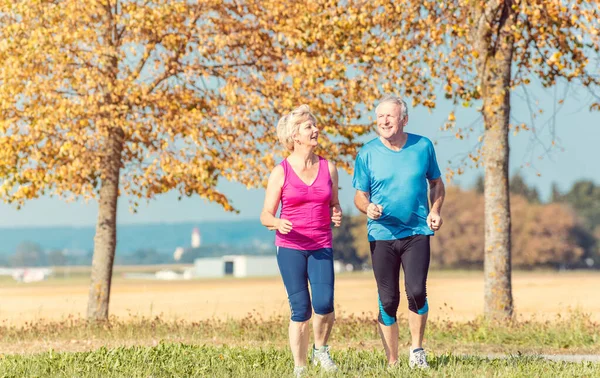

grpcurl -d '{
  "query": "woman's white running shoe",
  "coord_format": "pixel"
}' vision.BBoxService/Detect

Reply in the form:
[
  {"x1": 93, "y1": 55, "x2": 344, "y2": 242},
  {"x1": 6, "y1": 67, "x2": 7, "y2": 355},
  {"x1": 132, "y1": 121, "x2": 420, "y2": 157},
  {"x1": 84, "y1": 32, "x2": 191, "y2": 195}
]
[
  {"x1": 293, "y1": 366, "x2": 307, "y2": 377},
  {"x1": 311, "y1": 345, "x2": 338, "y2": 372}
]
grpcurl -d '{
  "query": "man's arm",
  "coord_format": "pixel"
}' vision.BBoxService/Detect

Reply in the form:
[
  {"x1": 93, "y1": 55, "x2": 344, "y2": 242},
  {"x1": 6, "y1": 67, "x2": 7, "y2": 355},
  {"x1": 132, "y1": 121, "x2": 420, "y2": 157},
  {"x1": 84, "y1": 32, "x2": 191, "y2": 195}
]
[
  {"x1": 428, "y1": 177, "x2": 445, "y2": 214},
  {"x1": 427, "y1": 177, "x2": 445, "y2": 231},
  {"x1": 354, "y1": 190, "x2": 382, "y2": 220}
]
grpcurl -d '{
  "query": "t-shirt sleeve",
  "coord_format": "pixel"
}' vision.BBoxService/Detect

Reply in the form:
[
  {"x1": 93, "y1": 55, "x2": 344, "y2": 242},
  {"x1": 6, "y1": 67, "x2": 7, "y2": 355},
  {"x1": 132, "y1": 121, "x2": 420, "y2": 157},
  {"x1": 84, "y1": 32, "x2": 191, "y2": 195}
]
[
  {"x1": 352, "y1": 153, "x2": 370, "y2": 192},
  {"x1": 426, "y1": 141, "x2": 442, "y2": 180}
]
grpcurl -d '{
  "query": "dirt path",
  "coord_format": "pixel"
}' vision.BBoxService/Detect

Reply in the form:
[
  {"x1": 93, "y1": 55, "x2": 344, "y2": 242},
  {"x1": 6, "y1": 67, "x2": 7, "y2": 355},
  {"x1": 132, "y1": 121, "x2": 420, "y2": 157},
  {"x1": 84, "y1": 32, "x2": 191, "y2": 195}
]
[{"x1": 1, "y1": 271, "x2": 598, "y2": 326}]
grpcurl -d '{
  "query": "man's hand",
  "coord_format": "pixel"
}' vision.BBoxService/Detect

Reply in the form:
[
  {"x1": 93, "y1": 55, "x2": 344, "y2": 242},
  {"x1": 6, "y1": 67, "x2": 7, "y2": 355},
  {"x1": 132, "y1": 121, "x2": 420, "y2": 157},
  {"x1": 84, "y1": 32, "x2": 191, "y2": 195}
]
[
  {"x1": 331, "y1": 205, "x2": 343, "y2": 227},
  {"x1": 427, "y1": 211, "x2": 443, "y2": 231},
  {"x1": 276, "y1": 218, "x2": 293, "y2": 234},
  {"x1": 367, "y1": 203, "x2": 383, "y2": 220}
]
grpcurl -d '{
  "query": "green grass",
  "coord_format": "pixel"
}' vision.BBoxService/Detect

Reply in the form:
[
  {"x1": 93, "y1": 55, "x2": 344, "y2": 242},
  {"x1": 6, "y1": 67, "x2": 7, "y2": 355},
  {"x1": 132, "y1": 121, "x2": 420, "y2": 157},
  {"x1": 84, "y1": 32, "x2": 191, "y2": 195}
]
[
  {"x1": 1, "y1": 311, "x2": 598, "y2": 377},
  {"x1": 0, "y1": 343, "x2": 598, "y2": 377}
]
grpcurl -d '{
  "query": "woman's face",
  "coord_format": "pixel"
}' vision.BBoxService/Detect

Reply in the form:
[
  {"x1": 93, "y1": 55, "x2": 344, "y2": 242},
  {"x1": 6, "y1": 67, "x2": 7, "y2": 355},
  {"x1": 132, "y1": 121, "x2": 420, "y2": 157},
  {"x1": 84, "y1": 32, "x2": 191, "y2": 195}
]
[{"x1": 294, "y1": 120, "x2": 319, "y2": 148}]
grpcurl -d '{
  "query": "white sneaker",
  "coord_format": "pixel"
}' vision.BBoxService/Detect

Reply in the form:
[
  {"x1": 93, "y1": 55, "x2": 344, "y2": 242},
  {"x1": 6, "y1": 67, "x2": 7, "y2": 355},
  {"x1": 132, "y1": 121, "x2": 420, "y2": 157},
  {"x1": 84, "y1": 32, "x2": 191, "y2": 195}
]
[
  {"x1": 311, "y1": 345, "x2": 338, "y2": 372},
  {"x1": 293, "y1": 366, "x2": 308, "y2": 377},
  {"x1": 409, "y1": 347, "x2": 429, "y2": 369}
]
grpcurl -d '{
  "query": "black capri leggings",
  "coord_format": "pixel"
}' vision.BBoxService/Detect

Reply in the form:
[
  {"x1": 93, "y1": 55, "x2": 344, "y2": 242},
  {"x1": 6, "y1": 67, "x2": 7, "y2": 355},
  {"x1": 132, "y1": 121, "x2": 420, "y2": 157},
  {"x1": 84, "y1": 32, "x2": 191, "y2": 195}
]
[{"x1": 370, "y1": 234, "x2": 430, "y2": 326}]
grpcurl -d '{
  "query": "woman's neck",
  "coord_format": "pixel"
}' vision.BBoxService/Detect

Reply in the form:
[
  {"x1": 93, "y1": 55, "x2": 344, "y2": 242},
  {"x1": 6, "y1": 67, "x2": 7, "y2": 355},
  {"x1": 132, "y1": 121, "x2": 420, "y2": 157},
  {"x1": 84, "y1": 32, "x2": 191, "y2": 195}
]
[{"x1": 289, "y1": 147, "x2": 317, "y2": 168}]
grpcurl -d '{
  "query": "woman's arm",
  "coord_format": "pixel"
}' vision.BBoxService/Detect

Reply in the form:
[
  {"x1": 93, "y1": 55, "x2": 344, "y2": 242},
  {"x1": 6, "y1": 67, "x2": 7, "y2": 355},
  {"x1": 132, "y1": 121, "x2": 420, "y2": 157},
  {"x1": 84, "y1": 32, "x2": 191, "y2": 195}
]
[
  {"x1": 329, "y1": 161, "x2": 342, "y2": 227},
  {"x1": 260, "y1": 165, "x2": 292, "y2": 234}
]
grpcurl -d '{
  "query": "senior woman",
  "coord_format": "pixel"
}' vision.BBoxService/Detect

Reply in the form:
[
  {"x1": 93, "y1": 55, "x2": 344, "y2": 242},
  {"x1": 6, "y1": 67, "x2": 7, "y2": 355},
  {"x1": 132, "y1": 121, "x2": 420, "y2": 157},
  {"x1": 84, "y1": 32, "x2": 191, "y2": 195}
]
[{"x1": 260, "y1": 104, "x2": 342, "y2": 377}]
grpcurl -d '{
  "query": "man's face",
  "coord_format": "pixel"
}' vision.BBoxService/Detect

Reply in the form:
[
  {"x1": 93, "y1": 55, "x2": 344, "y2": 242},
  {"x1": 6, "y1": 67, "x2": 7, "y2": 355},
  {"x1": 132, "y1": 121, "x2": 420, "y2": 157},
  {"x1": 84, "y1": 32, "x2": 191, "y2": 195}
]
[{"x1": 376, "y1": 102, "x2": 404, "y2": 140}]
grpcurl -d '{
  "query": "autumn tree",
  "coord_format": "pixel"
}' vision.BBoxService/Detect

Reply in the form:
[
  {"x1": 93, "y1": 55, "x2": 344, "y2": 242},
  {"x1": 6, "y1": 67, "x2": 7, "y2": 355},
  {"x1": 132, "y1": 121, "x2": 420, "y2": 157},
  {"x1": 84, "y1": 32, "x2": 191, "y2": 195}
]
[
  {"x1": 331, "y1": 0, "x2": 600, "y2": 321},
  {"x1": 430, "y1": 187, "x2": 591, "y2": 269},
  {"x1": 0, "y1": 1, "x2": 375, "y2": 320}
]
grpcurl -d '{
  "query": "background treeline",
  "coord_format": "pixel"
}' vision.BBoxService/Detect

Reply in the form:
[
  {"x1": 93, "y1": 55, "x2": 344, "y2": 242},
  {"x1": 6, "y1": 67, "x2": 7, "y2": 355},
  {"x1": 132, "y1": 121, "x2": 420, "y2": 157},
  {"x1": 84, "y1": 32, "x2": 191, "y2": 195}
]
[{"x1": 334, "y1": 175, "x2": 600, "y2": 270}]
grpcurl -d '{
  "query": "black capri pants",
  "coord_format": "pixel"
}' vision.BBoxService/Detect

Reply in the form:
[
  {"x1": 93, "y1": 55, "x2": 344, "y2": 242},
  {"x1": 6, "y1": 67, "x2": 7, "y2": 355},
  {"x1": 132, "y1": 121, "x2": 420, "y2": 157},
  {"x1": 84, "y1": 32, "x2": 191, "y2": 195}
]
[{"x1": 370, "y1": 234, "x2": 430, "y2": 326}]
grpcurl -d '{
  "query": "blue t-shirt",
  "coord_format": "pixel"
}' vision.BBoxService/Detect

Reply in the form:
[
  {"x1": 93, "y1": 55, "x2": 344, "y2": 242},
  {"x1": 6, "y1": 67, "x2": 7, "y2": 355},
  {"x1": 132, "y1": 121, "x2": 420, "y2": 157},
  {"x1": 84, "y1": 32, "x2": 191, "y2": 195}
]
[{"x1": 352, "y1": 134, "x2": 441, "y2": 241}]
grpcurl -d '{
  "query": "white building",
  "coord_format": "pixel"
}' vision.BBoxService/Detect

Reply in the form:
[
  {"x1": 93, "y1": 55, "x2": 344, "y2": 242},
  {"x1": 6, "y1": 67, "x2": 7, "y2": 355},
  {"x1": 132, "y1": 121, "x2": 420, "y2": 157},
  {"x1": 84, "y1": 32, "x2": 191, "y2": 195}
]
[
  {"x1": 191, "y1": 227, "x2": 201, "y2": 248},
  {"x1": 194, "y1": 255, "x2": 279, "y2": 278}
]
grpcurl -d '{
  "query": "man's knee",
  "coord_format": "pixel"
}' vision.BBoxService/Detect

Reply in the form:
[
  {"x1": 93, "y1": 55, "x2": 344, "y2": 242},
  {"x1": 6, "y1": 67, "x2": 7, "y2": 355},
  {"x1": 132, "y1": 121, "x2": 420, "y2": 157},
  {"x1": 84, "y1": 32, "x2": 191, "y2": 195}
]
[
  {"x1": 406, "y1": 285, "x2": 428, "y2": 314},
  {"x1": 378, "y1": 294, "x2": 399, "y2": 326}
]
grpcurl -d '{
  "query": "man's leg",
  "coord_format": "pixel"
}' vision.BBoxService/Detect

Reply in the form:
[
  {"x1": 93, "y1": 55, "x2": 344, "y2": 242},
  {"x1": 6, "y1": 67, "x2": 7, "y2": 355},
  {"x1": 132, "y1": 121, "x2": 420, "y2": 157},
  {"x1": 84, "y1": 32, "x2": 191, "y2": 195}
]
[
  {"x1": 408, "y1": 310, "x2": 428, "y2": 349},
  {"x1": 377, "y1": 321, "x2": 399, "y2": 364},
  {"x1": 370, "y1": 240, "x2": 401, "y2": 365},
  {"x1": 400, "y1": 235, "x2": 431, "y2": 367}
]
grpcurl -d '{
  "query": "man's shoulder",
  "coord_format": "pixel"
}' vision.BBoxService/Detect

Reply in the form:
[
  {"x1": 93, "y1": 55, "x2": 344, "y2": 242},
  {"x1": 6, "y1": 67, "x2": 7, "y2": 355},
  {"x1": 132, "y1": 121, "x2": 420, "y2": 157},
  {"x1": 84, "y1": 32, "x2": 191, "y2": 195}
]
[
  {"x1": 357, "y1": 138, "x2": 382, "y2": 157},
  {"x1": 408, "y1": 133, "x2": 433, "y2": 146}
]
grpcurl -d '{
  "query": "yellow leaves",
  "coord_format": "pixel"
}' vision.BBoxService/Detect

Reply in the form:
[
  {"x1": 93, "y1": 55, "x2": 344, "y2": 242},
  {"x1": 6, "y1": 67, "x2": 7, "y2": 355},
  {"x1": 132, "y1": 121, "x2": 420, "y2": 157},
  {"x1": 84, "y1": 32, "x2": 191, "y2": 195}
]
[
  {"x1": 548, "y1": 51, "x2": 563, "y2": 67},
  {"x1": 59, "y1": 142, "x2": 73, "y2": 157},
  {"x1": 0, "y1": 0, "x2": 597, "y2": 211}
]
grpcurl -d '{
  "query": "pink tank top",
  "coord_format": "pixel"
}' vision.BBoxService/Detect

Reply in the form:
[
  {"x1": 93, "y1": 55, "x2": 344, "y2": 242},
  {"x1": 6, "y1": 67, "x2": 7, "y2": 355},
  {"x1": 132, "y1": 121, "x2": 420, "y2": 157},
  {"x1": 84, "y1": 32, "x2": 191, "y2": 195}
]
[{"x1": 275, "y1": 156, "x2": 333, "y2": 250}]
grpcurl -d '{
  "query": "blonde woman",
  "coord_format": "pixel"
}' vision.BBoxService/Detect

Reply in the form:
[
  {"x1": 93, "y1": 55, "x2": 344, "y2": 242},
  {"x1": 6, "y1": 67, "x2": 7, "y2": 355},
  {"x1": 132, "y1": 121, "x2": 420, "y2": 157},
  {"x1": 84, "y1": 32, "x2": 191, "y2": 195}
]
[{"x1": 260, "y1": 105, "x2": 342, "y2": 377}]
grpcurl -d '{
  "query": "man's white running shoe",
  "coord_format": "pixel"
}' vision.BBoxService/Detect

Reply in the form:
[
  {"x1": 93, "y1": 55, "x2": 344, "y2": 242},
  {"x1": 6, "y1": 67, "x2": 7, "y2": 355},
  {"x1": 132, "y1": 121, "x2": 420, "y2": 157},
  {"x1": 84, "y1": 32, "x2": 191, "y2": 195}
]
[
  {"x1": 293, "y1": 366, "x2": 307, "y2": 377},
  {"x1": 409, "y1": 347, "x2": 429, "y2": 369},
  {"x1": 311, "y1": 345, "x2": 338, "y2": 372}
]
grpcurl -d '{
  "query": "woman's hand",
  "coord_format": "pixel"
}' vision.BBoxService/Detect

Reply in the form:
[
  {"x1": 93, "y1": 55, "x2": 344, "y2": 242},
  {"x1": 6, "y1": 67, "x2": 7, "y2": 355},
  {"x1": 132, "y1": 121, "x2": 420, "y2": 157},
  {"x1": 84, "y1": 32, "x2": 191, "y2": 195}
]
[
  {"x1": 331, "y1": 204, "x2": 342, "y2": 227},
  {"x1": 276, "y1": 218, "x2": 293, "y2": 234}
]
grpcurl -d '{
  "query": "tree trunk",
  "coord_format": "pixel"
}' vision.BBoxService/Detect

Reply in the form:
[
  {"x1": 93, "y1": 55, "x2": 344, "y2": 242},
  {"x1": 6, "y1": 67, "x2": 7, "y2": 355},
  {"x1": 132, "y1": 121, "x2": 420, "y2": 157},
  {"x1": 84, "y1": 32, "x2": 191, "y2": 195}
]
[
  {"x1": 474, "y1": 1, "x2": 515, "y2": 321},
  {"x1": 87, "y1": 128, "x2": 124, "y2": 321}
]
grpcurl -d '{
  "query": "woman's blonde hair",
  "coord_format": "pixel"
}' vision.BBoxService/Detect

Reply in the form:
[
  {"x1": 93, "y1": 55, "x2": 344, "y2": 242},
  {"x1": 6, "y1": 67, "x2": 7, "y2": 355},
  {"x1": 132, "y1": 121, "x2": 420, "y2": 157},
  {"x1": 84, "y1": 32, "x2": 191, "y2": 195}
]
[{"x1": 276, "y1": 104, "x2": 317, "y2": 151}]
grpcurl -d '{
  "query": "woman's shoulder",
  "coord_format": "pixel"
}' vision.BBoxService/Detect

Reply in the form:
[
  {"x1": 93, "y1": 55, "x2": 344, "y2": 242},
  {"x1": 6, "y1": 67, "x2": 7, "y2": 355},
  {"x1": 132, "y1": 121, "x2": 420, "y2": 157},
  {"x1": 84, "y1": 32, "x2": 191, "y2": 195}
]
[
  {"x1": 318, "y1": 157, "x2": 337, "y2": 179},
  {"x1": 268, "y1": 164, "x2": 285, "y2": 186}
]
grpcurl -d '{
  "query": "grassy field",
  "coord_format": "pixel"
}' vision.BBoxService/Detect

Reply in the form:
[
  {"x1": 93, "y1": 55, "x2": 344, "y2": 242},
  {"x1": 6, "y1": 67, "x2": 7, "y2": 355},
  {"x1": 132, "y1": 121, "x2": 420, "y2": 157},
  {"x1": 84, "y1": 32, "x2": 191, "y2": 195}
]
[
  {"x1": 1, "y1": 269, "x2": 599, "y2": 376},
  {"x1": 1, "y1": 269, "x2": 599, "y2": 325}
]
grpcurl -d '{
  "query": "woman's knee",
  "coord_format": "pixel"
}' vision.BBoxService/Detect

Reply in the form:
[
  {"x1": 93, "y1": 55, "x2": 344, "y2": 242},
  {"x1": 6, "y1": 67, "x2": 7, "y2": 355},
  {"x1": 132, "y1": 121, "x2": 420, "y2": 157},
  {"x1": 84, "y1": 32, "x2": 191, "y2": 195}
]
[
  {"x1": 311, "y1": 284, "x2": 334, "y2": 315},
  {"x1": 288, "y1": 290, "x2": 312, "y2": 322}
]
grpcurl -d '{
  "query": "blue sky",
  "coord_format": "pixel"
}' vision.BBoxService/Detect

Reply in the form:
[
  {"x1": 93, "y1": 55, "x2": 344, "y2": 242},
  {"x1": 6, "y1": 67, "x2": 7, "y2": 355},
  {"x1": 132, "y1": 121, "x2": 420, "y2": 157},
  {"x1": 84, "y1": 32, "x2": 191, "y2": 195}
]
[{"x1": 1, "y1": 82, "x2": 598, "y2": 227}]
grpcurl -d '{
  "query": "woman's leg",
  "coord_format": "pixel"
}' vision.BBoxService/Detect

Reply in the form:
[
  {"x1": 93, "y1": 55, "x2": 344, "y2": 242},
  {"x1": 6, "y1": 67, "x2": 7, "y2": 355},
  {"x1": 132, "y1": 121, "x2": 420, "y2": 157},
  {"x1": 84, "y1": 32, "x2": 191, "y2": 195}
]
[
  {"x1": 276, "y1": 247, "x2": 312, "y2": 367},
  {"x1": 308, "y1": 248, "x2": 335, "y2": 347},
  {"x1": 307, "y1": 248, "x2": 338, "y2": 371}
]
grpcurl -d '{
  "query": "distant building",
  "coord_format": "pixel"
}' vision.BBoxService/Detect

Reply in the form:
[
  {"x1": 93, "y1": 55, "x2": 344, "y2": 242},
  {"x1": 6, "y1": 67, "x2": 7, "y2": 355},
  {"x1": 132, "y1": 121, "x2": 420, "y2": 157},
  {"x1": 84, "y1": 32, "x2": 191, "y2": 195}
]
[
  {"x1": 191, "y1": 227, "x2": 201, "y2": 248},
  {"x1": 0, "y1": 267, "x2": 53, "y2": 283},
  {"x1": 173, "y1": 247, "x2": 185, "y2": 262},
  {"x1": 194, "y1": 255, "x2": 279, "y2": 278},
  {"x1": 172, "y1": 227, "x2": 202, "y2": 262}
]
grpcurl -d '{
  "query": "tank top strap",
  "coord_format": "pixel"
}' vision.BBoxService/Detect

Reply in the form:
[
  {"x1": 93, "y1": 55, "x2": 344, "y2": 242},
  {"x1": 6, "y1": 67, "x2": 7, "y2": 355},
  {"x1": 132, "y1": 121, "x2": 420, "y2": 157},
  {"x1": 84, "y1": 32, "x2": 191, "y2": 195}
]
[
  {"x1": 318, "y1": 156, "x2": 331, "y2": 184},
  {"x1": 280, "y1": 158, "x2": 290, "y2": 186}
]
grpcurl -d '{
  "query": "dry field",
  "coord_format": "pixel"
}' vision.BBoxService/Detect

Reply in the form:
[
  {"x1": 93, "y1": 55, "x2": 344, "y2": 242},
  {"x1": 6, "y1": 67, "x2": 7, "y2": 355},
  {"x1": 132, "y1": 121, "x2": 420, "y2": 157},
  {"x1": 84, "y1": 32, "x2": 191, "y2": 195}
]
[{"x1": 1, "y1": 270, "x2": 599, "y2": 326}]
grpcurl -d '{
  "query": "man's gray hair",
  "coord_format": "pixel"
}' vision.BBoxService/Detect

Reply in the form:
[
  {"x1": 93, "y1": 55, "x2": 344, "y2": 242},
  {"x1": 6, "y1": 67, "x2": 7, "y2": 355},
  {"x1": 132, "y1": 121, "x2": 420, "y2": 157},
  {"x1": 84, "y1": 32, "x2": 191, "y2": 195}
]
[{"x1": 375, "y1": 95, "x2": 408, "y2": 120}]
